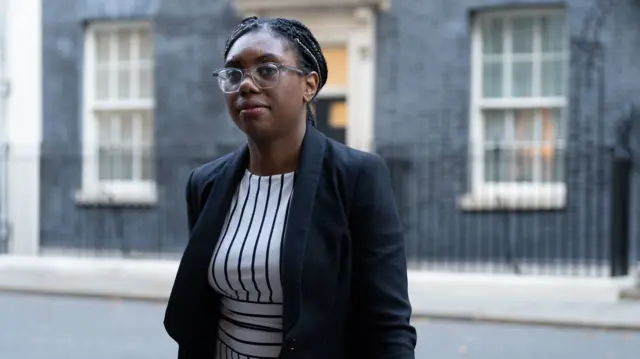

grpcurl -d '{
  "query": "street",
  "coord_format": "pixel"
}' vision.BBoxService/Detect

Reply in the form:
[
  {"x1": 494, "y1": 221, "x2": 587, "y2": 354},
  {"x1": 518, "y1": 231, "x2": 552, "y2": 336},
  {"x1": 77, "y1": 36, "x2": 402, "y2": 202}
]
[{"x1": 1, "y1": 292, "x2": 639, "y2": 359}]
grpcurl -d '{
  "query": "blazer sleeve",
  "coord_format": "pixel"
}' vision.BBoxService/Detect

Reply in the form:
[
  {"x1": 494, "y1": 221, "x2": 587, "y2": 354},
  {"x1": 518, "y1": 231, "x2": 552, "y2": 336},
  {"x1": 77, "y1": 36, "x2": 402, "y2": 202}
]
[
  {"x1": 175, "y1": 168, "x2": 200, "y2": 359},
  {"x1": 348, "y1": 153, "x2": 417, "y2": 359}
]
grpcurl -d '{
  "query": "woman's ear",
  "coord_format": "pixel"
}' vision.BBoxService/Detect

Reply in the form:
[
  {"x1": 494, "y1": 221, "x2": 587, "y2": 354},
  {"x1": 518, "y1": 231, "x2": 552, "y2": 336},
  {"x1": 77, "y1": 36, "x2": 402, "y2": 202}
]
[{"x1": 303, "y1": 71, "x2": 320, "y2": 102}]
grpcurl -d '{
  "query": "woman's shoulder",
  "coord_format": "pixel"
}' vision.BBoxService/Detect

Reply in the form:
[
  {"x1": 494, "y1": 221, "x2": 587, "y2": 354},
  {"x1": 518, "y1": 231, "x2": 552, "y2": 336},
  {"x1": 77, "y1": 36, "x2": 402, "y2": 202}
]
[
  {"x1": 189, "y1": 150, "x2": 238, "y2": 186},
  {"x1": 324, "y1": 138, "x2": 388, "y2": 175}
]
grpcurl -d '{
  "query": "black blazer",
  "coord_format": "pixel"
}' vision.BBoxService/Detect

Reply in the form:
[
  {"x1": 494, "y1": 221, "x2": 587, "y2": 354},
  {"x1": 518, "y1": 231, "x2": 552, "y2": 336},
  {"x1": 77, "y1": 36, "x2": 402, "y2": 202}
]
[{"x1": 164, "y1": 125, "x2": 417, "y2": 359}]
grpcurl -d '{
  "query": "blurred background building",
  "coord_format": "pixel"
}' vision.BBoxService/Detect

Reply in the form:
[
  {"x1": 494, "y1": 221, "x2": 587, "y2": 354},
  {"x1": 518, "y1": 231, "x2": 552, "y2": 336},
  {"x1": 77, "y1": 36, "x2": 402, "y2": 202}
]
[{"x1": 1, "y1": 0, "x2": 638, "y2": 278}]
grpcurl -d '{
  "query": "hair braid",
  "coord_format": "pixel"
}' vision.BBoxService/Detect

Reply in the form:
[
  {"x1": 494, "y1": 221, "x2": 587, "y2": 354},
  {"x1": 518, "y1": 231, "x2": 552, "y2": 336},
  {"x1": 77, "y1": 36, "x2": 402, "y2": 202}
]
[{"x1": 223, "y1": 17, "x2": 329, "y2": 127}]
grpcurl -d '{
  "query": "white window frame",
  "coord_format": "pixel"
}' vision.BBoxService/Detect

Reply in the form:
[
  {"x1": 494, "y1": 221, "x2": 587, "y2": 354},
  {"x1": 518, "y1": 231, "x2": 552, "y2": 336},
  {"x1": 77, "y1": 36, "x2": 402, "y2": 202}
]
[
  {"x1": 76, "y1": 21, "x2": 157, "y2": 205},
  {"x1": 461, "y1": 8, "x2": 568, "y2": 210}
]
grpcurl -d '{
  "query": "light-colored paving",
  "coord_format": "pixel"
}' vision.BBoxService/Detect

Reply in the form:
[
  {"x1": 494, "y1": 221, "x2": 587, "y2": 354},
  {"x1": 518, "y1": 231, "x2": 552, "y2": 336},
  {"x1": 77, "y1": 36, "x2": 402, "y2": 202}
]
[{"x1": 1, "y1": 255, "x2": 640, "y2": 329}]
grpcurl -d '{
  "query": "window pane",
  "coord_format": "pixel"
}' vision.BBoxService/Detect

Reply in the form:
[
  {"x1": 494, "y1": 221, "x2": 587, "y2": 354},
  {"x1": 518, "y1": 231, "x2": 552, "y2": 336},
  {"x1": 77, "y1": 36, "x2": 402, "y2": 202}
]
[
  {"x1": 118, "y1": 68, "x2": 131, "y2": 99},
  {"x1": 313, "y1": 98, "x2": 347, "y2": 144},
  {"x1": 139, "y1": 29, "x2": 153, "y2": 60},
  {"x1": 541, "y1": 148, "x2": 565, "y2": 182},
  {"x1": 541, "y1": 59, "x2": 564, "y2": 96},
  {"x1": 483, "y1": 61, "x2": 503, "y2": 98},
  {"x1": 141, "y1": 147, "x2": 154, "y2": 181},
  {"x1": 512, "y1": 60, "x2": 533, "y2": 97},
  {"x1": 541, "y1": 108, "x2": 565, "y2": 143},
  {"x1": 96, "y1": 69, "x2": 110, "y2": 100},
  {"x1": 483, "y1": 110, "x2": 506, "y2": 144},
  {"x1": 95, "y1": 32, "x2": 110, "y2": 63},
  {"x1": 323, "y1": 46, "x2": 348, "y2": 88},
  {"x1": 140, "y1": 111, "x2": 154, "y2": 145},
  {"x1": 118, "y1": 30, "x2": 131, "y2": 62},
  {"x1": 119, "y1": 112, "x2": 133, "y2": 145},
  {"x1": 98, "y1": 148, "x2": 112, "y2": 180},
  {"x1": 552, "y1": 108, "x2": 565, "y2": 142},
  {"x1": 482, "y1": 18, "x2": 503, "y2": 54},
  {"x1": 139, "y1": 67, "x2": 153, "y2": 99},
  {"x1": 541, "y1": 14, "x2": 565, "y2": 53},
  {"x1": 97, "y1": 113, "x2": 112, "y2": 145},
  {"x1": 484, "y1": 148, "x2": 512, "y2": 182},
  {"x1": 511, "y1": 17, "x2": 534, "y2": 53},
  {"x1": 515, "y1": 148, "x2": 535, "y2": 182},
  {"x1": 114, "y1": 149, "x2": 133, "y2": 180},
  {"x1": 514, "y1": 109, "x2": 536, "y2": 141},
  {"x1": 328, "y1": 101, "x2": 348, "y2": 129},
  {"x1": 99, "y1": 148, "x2": 133, "y2": 181},
  {"x1": 140, "y1": 111, "x2": 154, "y2": 180},
  {"x1": 97, "y1": 112, "x2": 136, "y2": 181}
]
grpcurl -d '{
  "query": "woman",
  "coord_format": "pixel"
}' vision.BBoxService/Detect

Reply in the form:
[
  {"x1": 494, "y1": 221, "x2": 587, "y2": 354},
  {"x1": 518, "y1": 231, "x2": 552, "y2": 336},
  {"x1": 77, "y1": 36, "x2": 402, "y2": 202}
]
[{"x1": 164, "y1": 16, "x2": 417, "y2": 359}]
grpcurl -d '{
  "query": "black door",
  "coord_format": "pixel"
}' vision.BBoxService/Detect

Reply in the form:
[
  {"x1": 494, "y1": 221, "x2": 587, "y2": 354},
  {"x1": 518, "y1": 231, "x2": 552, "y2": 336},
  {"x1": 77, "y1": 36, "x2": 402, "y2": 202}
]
[{"x1": 313, "y1": 98, "x2": 347, "y2": 144}]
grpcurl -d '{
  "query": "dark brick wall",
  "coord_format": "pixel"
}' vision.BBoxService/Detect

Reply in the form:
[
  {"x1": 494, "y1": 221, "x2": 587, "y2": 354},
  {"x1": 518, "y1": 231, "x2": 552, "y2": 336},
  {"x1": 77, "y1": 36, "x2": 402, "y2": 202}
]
[
  {"x1": 40, "y1": 0, "x2": 244, "y2": 254},
  {"x1": 40, "y1": 0, "x2": 640, "y2": 268},
  {"x1": 374, "y1": 0, "x2": 640, "y2": 270}
]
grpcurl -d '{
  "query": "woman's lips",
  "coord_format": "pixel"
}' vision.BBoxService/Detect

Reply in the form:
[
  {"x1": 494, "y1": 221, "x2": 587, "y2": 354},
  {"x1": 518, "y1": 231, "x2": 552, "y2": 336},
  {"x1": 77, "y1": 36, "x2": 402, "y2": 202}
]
[{"x1": 240, "y1": 107, "x2": 267, "y2": 117}]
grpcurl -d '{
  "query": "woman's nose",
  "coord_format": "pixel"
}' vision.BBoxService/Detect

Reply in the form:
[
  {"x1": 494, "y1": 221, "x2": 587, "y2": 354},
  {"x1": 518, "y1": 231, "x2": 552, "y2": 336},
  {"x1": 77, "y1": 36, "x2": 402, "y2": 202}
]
[{"x1": 238, "y1": 71, "x2": 260, "y2": 94}]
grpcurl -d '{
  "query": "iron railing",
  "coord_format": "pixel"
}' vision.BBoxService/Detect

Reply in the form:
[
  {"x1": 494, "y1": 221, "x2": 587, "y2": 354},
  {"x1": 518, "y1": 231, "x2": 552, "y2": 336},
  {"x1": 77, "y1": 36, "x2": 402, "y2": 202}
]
[
  {"x1": 31, "y1": 141, "x2": 637, "y2": 278},
  {"x1": 378, "y1": 143, "x2": 636, "y2": 277}
]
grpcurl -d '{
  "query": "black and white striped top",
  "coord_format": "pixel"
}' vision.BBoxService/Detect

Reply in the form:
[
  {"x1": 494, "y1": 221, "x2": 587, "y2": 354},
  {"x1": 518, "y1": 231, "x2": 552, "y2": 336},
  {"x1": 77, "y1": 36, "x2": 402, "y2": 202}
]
[{"x1": 209, "y1": 169, "x2": 295, "y2": 359}]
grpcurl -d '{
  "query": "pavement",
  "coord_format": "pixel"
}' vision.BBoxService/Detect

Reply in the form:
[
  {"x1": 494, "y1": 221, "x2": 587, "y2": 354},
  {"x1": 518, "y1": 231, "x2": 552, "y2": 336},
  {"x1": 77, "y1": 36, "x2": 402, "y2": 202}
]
[
  {"x1": 620, "y1": 286, "x2": 640, "y2": 300},
  {"x1": 2, "y1": 292, "x2": 640, "y2": 359},
  {"x1": 1, "y1": 254, "x2": 640, "y2": 330}
]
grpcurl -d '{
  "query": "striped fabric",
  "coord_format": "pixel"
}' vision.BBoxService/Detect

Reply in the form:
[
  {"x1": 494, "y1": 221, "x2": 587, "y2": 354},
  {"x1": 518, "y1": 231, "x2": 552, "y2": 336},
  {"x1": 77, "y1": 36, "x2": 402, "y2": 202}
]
[{"x1": 208, "y1": 170, "x2": 295, "y2": 359}]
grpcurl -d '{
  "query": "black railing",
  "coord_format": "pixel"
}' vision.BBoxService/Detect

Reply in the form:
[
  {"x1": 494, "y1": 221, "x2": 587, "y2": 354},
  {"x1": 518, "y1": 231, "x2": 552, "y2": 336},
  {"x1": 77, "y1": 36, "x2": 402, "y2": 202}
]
[
  {"x1": 37, "y1": 151, "x2": 224, "y2": 260},
  {"x1": 33, "y1": 139, "x2": 636, "y2": 278},
  {"x1": 378, "y1": 144, "x2": 635, "y2": 278}
]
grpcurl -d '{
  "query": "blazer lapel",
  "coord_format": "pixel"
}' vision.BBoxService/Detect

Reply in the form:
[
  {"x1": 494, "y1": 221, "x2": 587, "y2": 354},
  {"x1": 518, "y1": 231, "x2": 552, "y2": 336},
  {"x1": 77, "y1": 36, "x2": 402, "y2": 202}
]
[{"x1": 282, "y1": 126, "x2": 327, "y2": 333}]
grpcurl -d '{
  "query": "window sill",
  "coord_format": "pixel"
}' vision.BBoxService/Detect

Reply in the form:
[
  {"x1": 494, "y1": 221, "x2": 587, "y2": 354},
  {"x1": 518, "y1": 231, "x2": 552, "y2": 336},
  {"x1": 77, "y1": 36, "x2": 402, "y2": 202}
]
[
  {"x1": 458, "y1": 192, "x2": 566, "y2": 211},
  {"x1": 75, "y1": 188, "x2": 158, "y2": 207}
]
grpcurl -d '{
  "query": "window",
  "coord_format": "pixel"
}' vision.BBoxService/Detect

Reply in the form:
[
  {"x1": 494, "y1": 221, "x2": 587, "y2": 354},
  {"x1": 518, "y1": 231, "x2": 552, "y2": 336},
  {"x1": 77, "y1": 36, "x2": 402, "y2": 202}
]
[
  {"x1": 467, "y1": 9, "x2": 567, "y2": 207},
  {"x1": 314, "y1": 45, "x2": 349, "y2": 144},
  {"x1": 79, "y1": 22, "x2": 155, "y2": 203}
]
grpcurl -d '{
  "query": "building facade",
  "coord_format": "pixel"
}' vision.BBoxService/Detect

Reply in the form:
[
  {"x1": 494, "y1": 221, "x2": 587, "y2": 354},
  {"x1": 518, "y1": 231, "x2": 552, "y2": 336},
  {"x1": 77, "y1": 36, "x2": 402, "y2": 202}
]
[
  {"x1": 38, "y1": 0, "x2": 378, "y2": 257},
  {"x1": 374, "y1": 0, "x2": 640, "y2": 274},
  {"x1": 39, "y1": 0, "x2": 243, "y2": 256},
  {"x1": 27, "y1": 0, "x2": 639, "y2": 275}
]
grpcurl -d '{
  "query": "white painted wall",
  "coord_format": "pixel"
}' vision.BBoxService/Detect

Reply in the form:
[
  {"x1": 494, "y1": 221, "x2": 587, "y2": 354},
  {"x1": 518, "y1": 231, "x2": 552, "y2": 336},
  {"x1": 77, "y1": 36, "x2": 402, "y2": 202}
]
[
  {"x1": 4, "y1": 0, "x2": 41, "y2": 255},
  {"x1": 0, "y1": 0, "x2": 10, "y2": 253},
  {"x1": 347, "y1": 7, "x2": 376, "y2": 152}
]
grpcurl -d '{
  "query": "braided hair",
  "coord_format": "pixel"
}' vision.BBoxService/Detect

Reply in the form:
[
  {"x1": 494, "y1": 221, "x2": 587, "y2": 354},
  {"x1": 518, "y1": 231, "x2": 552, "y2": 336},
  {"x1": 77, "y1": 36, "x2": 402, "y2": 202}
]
[{"x1": 223, "y1": 17, "x2": 329, "y2": 127}]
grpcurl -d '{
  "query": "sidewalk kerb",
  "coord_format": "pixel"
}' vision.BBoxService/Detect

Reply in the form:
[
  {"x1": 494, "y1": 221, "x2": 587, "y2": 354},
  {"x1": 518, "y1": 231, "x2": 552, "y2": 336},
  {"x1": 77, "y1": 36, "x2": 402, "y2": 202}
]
[{"x1": 411, "y1": 311, "x2": 640, "y2": 332}]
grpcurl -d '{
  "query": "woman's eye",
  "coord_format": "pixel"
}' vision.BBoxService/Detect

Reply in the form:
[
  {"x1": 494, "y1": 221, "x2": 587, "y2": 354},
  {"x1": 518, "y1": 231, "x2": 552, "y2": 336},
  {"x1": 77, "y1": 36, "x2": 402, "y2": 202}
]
[
  {"x1": 258, "y1": 66, "x2": 278, "y2": 78},
  {"x1": 227, "y1": 71, "x2": 242, "y2": 83}
]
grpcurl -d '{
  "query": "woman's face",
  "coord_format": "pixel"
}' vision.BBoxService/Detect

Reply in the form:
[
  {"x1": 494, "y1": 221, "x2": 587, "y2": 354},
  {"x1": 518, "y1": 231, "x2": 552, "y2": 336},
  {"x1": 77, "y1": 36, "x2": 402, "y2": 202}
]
[{"x1": 223, "y1": 29, "x2": 317, "y2": 141}]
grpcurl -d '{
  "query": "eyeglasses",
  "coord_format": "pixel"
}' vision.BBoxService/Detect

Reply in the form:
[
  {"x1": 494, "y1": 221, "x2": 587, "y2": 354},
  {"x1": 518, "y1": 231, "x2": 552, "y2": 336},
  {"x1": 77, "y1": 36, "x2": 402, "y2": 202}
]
[{"x1": 212, "y1": 62, "x2": 306, "y2": 93}]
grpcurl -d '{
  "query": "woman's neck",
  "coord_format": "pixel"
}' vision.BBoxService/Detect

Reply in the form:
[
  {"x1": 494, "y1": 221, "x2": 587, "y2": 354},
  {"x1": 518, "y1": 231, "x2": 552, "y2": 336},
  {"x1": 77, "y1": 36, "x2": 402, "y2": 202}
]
[{"x1": 247, "y1": 129, "x2": 304, "y2": 176}]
